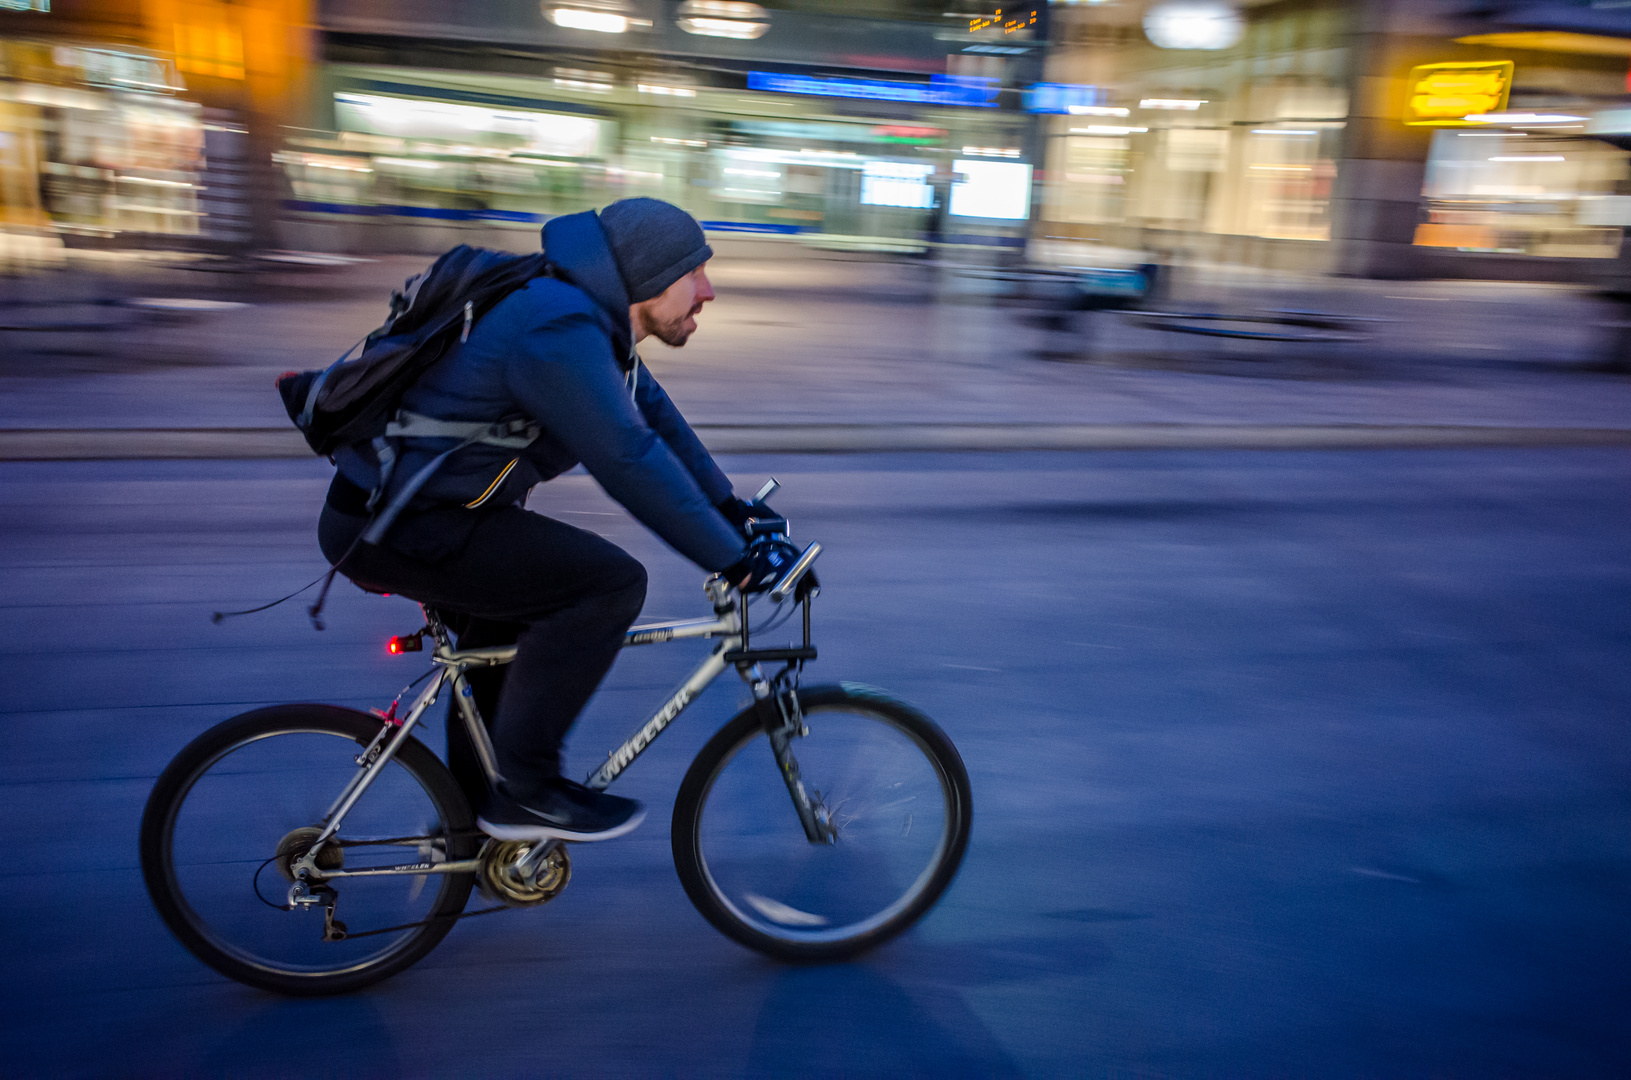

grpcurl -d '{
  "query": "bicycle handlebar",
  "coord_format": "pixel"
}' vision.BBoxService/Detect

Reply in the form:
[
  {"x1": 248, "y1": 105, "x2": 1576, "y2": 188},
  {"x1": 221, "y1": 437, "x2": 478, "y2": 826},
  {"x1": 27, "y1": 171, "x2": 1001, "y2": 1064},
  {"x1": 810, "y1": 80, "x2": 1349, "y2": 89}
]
[{"x1": 769, "y1": 541, "x2": 822, "y2": 603}]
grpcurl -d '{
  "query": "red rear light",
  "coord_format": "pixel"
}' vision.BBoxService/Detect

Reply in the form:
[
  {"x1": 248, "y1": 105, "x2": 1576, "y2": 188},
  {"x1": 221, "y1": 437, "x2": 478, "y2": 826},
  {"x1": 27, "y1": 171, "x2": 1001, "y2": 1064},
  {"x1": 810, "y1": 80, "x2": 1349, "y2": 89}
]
[{"x1": 387, "y1": 634, "x2": 422, "y2": 654}]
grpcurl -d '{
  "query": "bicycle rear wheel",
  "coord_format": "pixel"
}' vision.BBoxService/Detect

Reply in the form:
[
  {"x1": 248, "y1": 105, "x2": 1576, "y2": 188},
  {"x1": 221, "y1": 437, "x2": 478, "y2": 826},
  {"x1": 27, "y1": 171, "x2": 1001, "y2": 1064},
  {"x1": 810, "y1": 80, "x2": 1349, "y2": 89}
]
[
  {"x1": 672, "y1": 683, "x2": 972, "y2": 962},
  {"x1": 140, "y1": 705, "x2": 479, "y2": 996}
]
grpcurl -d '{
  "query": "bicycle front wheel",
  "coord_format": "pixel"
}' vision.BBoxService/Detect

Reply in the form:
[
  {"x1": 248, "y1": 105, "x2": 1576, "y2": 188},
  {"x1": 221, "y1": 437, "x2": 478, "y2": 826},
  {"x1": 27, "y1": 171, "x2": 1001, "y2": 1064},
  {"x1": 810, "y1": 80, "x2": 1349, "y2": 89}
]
[
  {"x1": 140, "y1": 705, "x2": 479, "y2": 996},
  {"x1": 672, "y1": 684, "x2": 972, "y2": 962}
]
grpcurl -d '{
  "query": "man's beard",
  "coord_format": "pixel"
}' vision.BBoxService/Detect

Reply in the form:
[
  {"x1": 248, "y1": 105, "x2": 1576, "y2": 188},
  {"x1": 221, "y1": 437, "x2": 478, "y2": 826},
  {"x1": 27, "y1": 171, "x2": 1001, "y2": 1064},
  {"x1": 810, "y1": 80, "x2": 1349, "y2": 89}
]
[{"x1": 648, "y1": 308, "x2": 695, "y2": 347}]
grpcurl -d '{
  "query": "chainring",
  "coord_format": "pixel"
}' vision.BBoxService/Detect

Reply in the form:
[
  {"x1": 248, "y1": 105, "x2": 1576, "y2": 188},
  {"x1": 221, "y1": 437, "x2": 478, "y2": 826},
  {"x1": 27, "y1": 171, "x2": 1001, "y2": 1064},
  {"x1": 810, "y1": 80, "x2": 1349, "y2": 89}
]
[{"x1": 480, "y1": 840, "x2": 571, "y2": 906}]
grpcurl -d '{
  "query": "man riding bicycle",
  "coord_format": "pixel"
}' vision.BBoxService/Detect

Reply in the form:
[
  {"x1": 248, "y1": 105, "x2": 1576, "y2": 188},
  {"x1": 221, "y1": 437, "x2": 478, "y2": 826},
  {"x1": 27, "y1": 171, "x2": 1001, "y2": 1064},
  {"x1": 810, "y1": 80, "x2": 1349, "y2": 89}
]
[{"x1": 318, "y1": 198, "x2": 784, "y2": 844}]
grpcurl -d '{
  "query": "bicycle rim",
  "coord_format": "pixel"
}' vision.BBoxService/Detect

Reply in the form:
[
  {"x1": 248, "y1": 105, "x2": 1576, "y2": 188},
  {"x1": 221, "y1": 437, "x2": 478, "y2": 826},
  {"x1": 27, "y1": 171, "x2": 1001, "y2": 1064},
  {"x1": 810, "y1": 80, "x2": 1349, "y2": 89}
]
[
  {"x1": 690, "y1": 694, "x2": 960, "y2": 949},
  {"x1": 152, "y1": 714, "x2": 470, "y2": 986}
]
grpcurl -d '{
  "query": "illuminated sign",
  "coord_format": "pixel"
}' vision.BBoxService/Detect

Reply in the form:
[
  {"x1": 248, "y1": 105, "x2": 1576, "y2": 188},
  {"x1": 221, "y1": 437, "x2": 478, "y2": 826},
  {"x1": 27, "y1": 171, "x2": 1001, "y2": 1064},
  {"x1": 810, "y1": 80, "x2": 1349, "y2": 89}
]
[
  {"x1": 747, "y1": 72, "x2": 998, "y2": 108},
  {"x1": 1024, "y1": 83, "x2": 1108, "y2": 114},
  {"x1": 1404, "y1": 61, "x2": 1513, "y2": 126},
  {"x1": 872, "y1": 124, "x2": 944, "y2": 145},
  {"x1": 968, "y1": 5, "x2": 1037, "y2": 35}
]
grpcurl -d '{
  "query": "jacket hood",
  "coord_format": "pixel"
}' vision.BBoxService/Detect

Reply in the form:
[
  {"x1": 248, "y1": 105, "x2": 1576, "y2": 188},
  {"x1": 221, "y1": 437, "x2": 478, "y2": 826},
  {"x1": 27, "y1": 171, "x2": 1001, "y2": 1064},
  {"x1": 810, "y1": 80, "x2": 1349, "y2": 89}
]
[{"x1": 541, "y1": 210, "x2": 633, "y2": 355}]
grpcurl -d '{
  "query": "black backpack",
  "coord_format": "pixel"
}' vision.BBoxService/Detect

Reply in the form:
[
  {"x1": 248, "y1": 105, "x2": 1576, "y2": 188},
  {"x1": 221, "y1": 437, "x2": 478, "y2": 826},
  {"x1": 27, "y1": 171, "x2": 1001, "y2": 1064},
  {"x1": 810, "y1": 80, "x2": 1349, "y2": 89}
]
[{"x1": 277, "y1": 245, "x2": 551, "y2": 457}]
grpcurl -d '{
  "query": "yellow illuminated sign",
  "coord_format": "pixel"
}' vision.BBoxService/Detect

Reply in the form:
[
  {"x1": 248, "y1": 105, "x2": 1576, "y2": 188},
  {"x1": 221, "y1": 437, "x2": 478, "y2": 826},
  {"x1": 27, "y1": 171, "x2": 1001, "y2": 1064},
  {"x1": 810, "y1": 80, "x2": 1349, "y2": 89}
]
[
  {"x1": 1404, "y1": 61, "x2": 1513, "y2": 126},
  {"x1": 969, "y1": 7, "x2": 1038, "y2": 34}
]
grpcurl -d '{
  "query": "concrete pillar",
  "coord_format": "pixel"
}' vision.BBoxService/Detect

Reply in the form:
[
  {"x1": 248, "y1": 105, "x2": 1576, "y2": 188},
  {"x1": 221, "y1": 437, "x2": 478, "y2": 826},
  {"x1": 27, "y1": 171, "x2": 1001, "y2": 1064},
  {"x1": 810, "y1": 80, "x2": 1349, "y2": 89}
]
[{"x1": 1330, "y1": 0, "x2": 1437, "y2": 279}]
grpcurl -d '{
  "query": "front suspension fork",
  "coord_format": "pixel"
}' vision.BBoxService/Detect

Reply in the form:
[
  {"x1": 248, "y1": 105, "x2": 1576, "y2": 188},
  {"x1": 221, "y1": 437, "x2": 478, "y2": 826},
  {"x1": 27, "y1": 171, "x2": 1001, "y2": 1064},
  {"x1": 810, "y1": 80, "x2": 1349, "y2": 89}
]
[{"x1": 754, "y1": 676, "x2": 834, "y2": 845}]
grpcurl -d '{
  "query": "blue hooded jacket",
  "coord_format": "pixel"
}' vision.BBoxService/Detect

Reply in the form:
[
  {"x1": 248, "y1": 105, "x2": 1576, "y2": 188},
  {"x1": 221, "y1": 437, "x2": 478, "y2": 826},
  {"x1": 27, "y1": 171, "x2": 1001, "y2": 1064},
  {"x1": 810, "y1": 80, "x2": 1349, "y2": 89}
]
[{"x1": 334, "y1": 210, "x2": 747, "y2": 573}]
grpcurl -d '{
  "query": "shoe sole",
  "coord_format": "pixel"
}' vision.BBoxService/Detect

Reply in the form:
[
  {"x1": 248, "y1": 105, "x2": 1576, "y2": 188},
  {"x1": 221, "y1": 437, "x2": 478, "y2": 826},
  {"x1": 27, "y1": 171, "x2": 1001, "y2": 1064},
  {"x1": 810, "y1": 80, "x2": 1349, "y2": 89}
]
[{"x1": 476, "y1": 809, "x2": 646, "y2": 843}]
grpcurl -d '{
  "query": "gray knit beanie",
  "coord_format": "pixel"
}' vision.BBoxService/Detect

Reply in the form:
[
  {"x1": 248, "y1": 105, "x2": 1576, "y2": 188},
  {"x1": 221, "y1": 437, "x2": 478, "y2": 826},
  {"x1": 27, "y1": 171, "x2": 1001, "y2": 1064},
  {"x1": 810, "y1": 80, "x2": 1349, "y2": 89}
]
[{"x1": 598, "y1": 198, "x2": 714, "y2": 303}]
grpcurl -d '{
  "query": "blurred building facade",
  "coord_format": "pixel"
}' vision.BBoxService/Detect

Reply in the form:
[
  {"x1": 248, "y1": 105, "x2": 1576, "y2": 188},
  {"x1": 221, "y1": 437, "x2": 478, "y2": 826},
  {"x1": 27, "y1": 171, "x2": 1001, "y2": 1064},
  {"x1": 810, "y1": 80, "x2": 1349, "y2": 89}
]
[
  {"x1": 3, "y1": 0, "x2": 1631, "y2": 280},
  {"x1": 0, "y1": 0, "x2": 309, "y2": 264},
  {"x1": 1038, "y1": 0, "x2": 1631, "y2": 280},
  {"x1": 271, "y1": 0, "x2": 1049, "y2": 255}
]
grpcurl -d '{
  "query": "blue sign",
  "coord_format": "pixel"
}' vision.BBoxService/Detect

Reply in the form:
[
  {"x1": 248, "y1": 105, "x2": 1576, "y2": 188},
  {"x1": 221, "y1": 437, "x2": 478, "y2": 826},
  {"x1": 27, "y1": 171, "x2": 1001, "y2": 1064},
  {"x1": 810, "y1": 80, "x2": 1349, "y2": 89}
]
[
  {"x1": 748, "y1": 72, "x2": 998, "y2": 109},
  {"x1": 1024, "y1": 83, "x2": 1108, "y2": 114}
]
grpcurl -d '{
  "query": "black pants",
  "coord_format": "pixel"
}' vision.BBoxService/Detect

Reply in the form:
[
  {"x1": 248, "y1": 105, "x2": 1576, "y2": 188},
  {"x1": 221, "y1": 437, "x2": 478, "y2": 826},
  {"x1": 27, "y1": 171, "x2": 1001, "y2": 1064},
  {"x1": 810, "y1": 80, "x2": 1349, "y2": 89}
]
[{"x1": 320, "y1": 501, "x2": 647, "y2": 802}]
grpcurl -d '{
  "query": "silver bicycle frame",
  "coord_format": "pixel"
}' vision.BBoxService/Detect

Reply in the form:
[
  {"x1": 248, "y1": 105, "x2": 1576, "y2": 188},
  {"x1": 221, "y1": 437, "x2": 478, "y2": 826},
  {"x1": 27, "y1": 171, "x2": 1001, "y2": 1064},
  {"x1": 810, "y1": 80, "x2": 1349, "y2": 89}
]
[
  {"x1": 293, "y1": 597, "x2": 745, "y2": 881},
  {"x1": 294, "y1": 521, "x2": 824, "y2": 884}
]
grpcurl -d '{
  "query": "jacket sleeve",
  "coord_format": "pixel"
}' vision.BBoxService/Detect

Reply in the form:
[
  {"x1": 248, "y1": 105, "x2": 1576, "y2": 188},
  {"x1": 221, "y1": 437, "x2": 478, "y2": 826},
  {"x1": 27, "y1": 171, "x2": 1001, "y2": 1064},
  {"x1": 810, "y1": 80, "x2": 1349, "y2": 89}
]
[
  {"x1": 633, "y1": 366, "x2": 734, "y2": 506},
  {"x1": 501, "y1": 311, "x2": 747, "y2": 572}
]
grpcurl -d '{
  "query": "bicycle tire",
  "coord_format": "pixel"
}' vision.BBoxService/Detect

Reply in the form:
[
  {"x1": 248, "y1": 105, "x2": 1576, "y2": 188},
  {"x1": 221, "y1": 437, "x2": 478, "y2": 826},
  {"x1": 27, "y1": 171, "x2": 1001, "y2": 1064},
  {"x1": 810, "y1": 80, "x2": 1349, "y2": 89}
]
[
  {"x1": 671, "y1": 683, "x2": 972, "y2": 962},
  {"x1": 140, "y1": 704, "x2": 479, "y2": 996}
]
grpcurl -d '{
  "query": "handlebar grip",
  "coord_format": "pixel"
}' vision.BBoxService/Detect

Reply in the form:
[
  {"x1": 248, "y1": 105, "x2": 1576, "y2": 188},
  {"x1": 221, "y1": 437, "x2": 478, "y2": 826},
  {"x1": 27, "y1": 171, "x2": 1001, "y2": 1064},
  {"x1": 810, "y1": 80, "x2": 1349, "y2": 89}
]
[{"x1": 769, "y1": 541, "x2": 822, "y2": 603}]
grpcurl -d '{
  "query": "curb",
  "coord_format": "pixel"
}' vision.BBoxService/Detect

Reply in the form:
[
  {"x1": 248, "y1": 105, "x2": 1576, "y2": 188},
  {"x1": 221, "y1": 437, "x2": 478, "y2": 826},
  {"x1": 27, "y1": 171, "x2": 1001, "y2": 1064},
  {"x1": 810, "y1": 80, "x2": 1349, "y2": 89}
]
[{"x1": 2, "y1": 424, "x2": 1630, "y2": 461}]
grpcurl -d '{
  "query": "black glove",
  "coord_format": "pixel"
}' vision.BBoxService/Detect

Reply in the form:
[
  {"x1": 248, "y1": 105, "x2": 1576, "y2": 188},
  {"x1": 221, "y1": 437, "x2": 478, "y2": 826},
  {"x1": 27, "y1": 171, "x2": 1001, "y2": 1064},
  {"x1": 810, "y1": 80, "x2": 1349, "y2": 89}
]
[
  {"x1": 716, "y1": 496, "x2": 780, "y2": 539},
  {"x1": 722, "y1": 539, "x2": 801, "y2": 595}
]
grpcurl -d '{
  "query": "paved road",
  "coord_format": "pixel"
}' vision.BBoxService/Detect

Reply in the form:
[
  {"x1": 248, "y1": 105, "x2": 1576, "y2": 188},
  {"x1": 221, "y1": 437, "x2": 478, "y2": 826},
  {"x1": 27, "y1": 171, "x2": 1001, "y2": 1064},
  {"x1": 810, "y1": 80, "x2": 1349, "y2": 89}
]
[{"x1": 2, "y1": 449, "x2": 1628, "y2": 1076}]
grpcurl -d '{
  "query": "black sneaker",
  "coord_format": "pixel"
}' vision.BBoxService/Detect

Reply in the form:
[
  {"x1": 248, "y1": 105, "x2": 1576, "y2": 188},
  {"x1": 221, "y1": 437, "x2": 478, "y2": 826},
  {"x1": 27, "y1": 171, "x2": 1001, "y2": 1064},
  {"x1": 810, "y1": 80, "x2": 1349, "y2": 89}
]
[{"x1": 477, "y1": 778, "x2": 645, "y2": 842}]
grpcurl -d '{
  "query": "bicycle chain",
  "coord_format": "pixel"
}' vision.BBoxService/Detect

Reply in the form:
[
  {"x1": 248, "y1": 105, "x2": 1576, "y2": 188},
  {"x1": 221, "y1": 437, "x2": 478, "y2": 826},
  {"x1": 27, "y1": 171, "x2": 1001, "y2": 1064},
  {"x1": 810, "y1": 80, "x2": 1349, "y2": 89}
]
[{"x1": 254, "y1": 830, "x2": 518, "y2": 939}]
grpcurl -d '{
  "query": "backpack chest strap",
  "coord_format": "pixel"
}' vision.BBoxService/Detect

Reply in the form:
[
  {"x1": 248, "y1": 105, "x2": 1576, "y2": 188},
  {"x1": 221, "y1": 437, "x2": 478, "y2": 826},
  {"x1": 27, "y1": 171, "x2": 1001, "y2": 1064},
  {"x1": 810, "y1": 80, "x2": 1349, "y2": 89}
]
[{"x1": 385, "y1": 411, "x2": 541, "y2": 449}]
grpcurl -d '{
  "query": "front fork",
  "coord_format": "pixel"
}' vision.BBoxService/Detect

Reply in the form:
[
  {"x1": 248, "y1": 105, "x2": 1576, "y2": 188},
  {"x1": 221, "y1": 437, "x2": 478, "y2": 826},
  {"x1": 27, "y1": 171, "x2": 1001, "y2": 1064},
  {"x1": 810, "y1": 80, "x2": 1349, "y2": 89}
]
[{"x1": 753, "y1": 672, "x2": 835, "y2": 845}]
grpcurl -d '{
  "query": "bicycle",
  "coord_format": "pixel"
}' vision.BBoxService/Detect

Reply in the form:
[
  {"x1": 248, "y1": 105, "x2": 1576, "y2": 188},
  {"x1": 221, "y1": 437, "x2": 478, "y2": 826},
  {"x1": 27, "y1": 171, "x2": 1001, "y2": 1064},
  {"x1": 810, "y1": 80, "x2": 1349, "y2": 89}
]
[{"x1": 139, "y1": 481, "x2": 973, "y2": 995}]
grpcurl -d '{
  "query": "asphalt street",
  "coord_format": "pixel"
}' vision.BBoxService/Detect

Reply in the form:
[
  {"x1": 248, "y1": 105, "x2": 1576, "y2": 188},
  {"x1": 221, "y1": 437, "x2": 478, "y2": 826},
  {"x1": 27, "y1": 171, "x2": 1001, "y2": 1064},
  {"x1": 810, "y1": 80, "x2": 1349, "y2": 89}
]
[{"x1": 1, "y1": 448, "x2": 1627, "y2": 1077}]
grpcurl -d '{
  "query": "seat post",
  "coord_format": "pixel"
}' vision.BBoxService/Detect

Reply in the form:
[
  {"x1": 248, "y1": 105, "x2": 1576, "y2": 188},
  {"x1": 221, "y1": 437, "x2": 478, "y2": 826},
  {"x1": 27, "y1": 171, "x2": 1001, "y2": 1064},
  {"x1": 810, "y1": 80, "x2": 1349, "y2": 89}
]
[{"x1": 422, "y1": 604, "x2": 454, "y2": 651}]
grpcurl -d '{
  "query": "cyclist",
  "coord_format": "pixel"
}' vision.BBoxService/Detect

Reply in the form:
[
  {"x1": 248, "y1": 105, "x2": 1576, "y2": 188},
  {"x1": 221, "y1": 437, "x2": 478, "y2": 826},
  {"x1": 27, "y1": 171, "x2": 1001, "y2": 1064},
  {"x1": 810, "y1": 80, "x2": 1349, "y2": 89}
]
[{"x1": 317, "y1": 198, "x2": 784, "y2": 843}]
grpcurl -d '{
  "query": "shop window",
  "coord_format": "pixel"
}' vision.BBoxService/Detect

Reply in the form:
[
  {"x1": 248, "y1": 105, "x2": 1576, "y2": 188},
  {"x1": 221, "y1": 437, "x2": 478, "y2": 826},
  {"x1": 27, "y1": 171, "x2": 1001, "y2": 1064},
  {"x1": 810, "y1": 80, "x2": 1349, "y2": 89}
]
[
  {"x1": 1237, "y1": 125, "x2": 1335, "y2": 241},
  {"x1": 1051, "y1": 135, "x2": 1128, "y2": 224},
  {"x1": 1416, "y1": 130, "x2": 1628, "y2": 258}
]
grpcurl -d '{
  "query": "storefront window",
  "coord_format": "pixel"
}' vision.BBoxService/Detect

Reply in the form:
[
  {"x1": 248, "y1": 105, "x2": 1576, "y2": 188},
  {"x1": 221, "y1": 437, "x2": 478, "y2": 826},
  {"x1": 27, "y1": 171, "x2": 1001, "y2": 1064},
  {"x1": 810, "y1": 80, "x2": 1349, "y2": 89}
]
[
  {"x1": 1236, "y1": 125, "x2": 1336, "y2": 241},
  {"x1": 1, "y1": 41, "x2": 201, "y2": 239},
  {"x1": 286, "y1": 63, "x2": 1027, "y2": 247},
  {"x1": 1416, "y1": 129, "x2": 1628, "y2": 257}
]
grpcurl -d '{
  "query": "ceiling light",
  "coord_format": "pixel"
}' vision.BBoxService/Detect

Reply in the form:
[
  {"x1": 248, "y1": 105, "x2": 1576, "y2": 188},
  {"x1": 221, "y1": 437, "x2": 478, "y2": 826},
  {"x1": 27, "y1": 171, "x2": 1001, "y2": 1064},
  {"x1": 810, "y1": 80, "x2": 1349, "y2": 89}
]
[
  {"x1": 554, "y1": 68, "x2": 614, "y2": 93},
  {"x1": 1251, "y1": 129, "x2": 1317, "y2": 135},
  {"x1": 1143, "y1": 2, "x2": 1243, "y2": 51},
  {"x1": 1068, "y1": 105, "x2": 1131, "y2": 116},
  {"x1": 1463, "y1": 112, "x2": 1585, "y2": 125},
  {"x1": 1141, "y1": 98, "x2": 1208, "y2": 110},
  {"x1": 678, "y1": 16, "x2": 767, "y2": 38},
  {"x1": 1070, "y1": 125, "x2": 1148, "y2": 135},
  {"x1": 677, "y1": 0, "x2": 768, "y2": 38},
  {"x1": 1489, "y1": 154, "x2": 1565, "y2": 161},
  {"x1": 550, "y1": 8, "x2": 632, "y2": 33}
]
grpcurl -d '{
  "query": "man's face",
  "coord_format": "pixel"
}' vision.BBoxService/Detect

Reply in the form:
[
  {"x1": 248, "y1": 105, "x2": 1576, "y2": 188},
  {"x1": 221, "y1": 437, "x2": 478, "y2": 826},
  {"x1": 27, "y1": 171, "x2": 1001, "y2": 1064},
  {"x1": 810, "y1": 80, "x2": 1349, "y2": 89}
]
[{"x1": 633, "y1": 264, "x2": 714, "y2": 348}]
